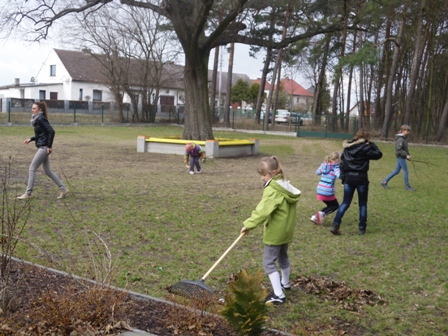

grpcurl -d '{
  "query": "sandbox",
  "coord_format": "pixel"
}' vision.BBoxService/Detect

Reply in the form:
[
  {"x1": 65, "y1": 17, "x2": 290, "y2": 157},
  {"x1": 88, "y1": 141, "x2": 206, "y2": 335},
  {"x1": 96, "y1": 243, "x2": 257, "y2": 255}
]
[{"x1": 137, "y1": 136, "x2": 259, "y2": 158}]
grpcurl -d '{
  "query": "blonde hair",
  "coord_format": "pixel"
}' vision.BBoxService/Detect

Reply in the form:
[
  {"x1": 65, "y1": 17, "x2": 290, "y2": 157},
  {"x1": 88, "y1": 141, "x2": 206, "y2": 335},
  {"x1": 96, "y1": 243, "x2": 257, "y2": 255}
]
[
  {"x1": 257, "y1": 156, "x2": 284, "y2": 179},
  {"x1": 324, "y1": 151, "x2": 340, "y2": 163},
  {"x1": 400, "y1": 124, "x2": 411, "y2": 131}
]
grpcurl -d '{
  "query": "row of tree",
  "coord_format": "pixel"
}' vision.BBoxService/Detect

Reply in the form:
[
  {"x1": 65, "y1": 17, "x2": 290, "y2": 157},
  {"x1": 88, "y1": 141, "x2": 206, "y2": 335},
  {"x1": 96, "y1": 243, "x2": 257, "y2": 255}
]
[{"x1": 1, "y1": 0, "x2": 447, "y2": 141}]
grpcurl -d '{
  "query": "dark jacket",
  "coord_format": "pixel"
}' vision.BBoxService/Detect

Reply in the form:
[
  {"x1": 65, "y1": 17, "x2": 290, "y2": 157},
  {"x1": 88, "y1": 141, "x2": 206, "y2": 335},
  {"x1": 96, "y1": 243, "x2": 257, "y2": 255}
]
[
  {"x1": 394, "y1": 134, "x2": 409, "y2": 158},
  {"x1": 339, "y1": 138, "x2": 383, "y2": 185},
  {"x1": 30, "y1": 115, "x2": 55, "y2": 148}
]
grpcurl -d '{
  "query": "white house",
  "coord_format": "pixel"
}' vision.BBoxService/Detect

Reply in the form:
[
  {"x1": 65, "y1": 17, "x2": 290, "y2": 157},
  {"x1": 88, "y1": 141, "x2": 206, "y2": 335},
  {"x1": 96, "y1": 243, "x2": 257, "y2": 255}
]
[
  {"x1": 0, "y1": 48, "x2": 252, "y2": 112},
  {"x1": 0, "y1": 48, "x2": 187, "y2": 112}
]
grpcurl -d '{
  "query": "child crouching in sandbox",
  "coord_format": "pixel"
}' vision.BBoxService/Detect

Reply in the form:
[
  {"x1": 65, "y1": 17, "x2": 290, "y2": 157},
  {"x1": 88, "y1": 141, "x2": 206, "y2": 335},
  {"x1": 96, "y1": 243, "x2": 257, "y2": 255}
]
[{"x1": 184, "y1": 142, "x2": 206, "y2": 174}]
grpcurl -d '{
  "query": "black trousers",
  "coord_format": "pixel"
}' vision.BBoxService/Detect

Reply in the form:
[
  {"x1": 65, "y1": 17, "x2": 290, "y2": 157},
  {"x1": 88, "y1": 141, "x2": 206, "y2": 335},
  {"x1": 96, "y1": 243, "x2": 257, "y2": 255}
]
[{"x1": 321, "y1": 199, "x2": 339, "y2": 215}]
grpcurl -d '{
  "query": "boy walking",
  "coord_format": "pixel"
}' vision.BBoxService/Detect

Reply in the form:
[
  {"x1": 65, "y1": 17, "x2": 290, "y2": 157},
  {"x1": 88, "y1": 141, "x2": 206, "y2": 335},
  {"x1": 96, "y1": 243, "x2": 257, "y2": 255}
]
[{"x1": 381, "y1": 125, "x2": 415, "y2": 191}]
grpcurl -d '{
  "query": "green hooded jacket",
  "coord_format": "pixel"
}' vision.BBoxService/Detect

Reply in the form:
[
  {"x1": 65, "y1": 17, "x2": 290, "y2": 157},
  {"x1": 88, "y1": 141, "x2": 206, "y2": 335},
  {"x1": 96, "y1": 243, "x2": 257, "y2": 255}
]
[{"x1": 243, "y1": 175, "x2": 301, "y2": 245}]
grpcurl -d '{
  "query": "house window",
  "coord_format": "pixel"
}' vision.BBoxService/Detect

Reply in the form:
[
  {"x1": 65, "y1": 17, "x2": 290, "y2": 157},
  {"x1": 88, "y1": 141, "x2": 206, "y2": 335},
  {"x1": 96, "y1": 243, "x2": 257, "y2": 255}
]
[
  {"x1": 39, "y1": 90, "x2": 46, "y2": 100},
  {"x1": 79, "y1": 89, "x2": 83, "y2": 100},
  {"x1": 92, "y1": 90, "x2": 102, "y2": 101},
  {"x1": 50, "y1": 92, "x2": 58, "y2": 100},
  {"x1": 159, "y1": 95, "x2": 174, "y2": 106},
  {"x1": 50, "y1": 65, "x2": 56, "y2": 76}
]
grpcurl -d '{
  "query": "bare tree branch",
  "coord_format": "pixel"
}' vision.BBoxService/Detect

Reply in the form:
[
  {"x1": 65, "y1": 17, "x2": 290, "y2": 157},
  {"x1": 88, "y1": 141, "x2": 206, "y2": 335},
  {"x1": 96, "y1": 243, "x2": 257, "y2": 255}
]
[{"x1": 120, "y1": 0, "x2": 167, "y2": 16}]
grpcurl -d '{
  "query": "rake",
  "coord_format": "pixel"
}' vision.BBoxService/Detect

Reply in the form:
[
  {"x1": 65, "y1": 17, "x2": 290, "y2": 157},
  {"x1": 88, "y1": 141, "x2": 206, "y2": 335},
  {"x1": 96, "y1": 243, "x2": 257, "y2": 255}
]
[{"x1": 170, "y1": 232, "x2": 245, "y2": 299}]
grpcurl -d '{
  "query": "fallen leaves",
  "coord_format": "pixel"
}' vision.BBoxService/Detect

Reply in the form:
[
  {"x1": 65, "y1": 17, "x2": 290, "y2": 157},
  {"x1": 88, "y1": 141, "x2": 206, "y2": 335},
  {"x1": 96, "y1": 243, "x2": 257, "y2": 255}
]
[{"x1": 291, "y1": 275, "x2": 388, "y2": 312}]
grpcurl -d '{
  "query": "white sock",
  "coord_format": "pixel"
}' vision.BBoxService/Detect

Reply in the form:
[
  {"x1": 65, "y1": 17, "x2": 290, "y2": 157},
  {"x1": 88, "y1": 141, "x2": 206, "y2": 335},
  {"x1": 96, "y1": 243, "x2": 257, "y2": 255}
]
[
  {"x1": 268, "y1": 271, "x2": 284, "y2": 297},
  {"x1": 281, "y1": 267, "x2": 290, "y2": 286}
]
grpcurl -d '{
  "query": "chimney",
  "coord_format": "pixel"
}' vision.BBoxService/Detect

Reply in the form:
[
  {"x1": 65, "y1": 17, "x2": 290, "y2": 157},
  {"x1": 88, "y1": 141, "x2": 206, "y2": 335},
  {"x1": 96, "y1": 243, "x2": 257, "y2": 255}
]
[{"x1": 14, "y1": 78, "x2": 20, "y2": 86}]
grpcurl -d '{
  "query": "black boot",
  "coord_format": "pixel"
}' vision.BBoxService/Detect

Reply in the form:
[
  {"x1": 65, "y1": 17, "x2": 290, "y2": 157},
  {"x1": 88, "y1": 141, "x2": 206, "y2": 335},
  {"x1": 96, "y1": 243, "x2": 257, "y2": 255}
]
[{"x1": 330, "y1": 224, "x2": 341, "y2": 235}]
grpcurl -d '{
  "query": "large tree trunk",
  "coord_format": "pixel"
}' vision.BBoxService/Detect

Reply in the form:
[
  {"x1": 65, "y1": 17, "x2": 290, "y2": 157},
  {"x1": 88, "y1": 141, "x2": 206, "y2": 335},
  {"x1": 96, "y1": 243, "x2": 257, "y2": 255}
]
[
  {"x1": 329, "y1": 0, "x2": 349, "y2": 132},
  {"x1": 263, "y1": 51, "x2": 282, "y2": 131},
  {"x1": 263, "y1": 5, "x2": 290, "y2": 130},
  {"x1": 272, "y1": 59, "x2": 283, "y2": 126},
  {"x1": 436, "y1": 90, "x2": 448, "y2": 141},
  {"x1": 210, "y1": 47, "x2": 219, "y2": 120},
  {"x1": 404, "y1": 0, "x2": 426, "y2": 125},
  {"x1": 255, "y1": 8, "x2": 277, "y2": 124},
  {"x1": 374, "y1": 22, "x2": 390, "y2": 129},
  {"x1": 255, "y1": 47, "x2": 272, "y2": 123},
  {"x1": 224, "y1": 43, "x2": 235, "y2": 128},
  {"x1": 181, "y1": 49, "x2": 214, "y2": 140},
  {"x1": 344, "y1": 30, "x2": 357, "y2": 132},
  {"x1": 312, "y1": 37, "x2": 330, "y2": 119},
  {"x1": 111, "y1": 90, "x2": 125, "y2": 122},
  {"x1": 381, "y1": 9, "x2": 406, "y2": 137},
  {"x1": 358, "y1": 32, "x2": 365, "y2": 129}
]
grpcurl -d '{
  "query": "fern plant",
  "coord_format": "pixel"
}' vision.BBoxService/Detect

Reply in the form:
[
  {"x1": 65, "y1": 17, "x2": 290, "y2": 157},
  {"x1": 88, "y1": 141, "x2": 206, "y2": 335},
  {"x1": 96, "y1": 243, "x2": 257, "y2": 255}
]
[{"x1": 220, "y1": 269, "x2": 269, "y2": 336}]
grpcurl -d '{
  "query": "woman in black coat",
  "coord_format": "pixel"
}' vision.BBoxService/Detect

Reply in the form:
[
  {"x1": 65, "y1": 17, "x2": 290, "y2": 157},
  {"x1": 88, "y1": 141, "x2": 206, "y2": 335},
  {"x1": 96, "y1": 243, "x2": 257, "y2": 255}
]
[
  {"x1": 17, "y1": 102, "x2": 68, "y2": 199},
  {"x1": 331, "y1": 129, "x2": 383, "y2": 235}
]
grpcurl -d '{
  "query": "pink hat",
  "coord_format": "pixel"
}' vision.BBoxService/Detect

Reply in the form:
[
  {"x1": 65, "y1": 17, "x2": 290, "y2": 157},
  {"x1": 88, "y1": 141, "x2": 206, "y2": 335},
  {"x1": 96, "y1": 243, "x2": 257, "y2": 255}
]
[{"x1": 185, "y1": 142, "x2": 194, "y2": 151}]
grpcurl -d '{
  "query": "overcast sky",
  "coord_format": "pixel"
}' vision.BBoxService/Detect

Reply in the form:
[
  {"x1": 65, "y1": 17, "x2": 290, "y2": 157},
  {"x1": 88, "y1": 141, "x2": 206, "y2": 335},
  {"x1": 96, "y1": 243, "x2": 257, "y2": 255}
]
[{"x1": 0, "y1": 39, "x2": 310, "y2": 88}]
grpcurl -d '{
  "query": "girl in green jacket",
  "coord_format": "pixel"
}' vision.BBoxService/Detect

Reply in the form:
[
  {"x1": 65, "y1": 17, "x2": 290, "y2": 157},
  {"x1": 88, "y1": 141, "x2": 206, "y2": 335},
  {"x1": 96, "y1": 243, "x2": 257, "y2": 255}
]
[{"x1": 241, "y1": 156, "x2": 301, "y2": 304}]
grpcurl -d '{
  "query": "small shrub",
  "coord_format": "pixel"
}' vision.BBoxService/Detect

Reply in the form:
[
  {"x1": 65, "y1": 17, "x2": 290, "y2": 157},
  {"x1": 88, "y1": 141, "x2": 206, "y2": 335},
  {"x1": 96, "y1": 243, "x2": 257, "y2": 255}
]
[
  {"x1": 220, "y1": 269, "x2": 269, "y2": 336},
  {"x1": 28, "y1": 284, "x2": 128, "y2": 335},
  {"x1": 0, "y1": 157, "x2": 31, "y2": 312}
]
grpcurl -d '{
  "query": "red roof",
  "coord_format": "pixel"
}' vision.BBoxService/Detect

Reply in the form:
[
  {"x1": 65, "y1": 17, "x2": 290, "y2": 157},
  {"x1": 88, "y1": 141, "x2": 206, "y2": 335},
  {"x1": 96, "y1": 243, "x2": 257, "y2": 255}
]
[
  {"x1": 251, "y1": 78, "x2": 271, "y2": 90},
  {"x1": 278, "y1": 77, "x2": 313, "y2": 97}
]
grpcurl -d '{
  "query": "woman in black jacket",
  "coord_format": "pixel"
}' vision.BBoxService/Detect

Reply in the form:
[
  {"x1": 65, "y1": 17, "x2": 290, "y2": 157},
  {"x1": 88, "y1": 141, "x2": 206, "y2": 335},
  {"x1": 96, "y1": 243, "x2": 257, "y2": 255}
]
[
  {"x1": 17, "y1": 102, "x2": 68, "y2": 200},
  {"x1": 331, "y1": 129, "x2": 382, "y2": 235}
]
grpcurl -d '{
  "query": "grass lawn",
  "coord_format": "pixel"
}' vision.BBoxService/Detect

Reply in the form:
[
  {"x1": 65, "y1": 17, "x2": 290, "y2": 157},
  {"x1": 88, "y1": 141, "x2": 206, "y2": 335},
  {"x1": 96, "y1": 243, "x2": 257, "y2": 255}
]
[{"x1": 1, "y1": 125, "x2": 447, "y2": 335}]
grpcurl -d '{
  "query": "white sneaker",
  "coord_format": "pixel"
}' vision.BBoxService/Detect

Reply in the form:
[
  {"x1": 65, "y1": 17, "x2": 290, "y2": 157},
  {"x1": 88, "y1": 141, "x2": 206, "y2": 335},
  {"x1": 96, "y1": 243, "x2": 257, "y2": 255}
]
[
  {"x1": 197, "y1": 170, "x2": 202, "y2": 174},
  {"x1": 17, "y1": 193, "x2": 32, "y2": 200},
  {"x1": 318, "y1": 211, "x2": 325, "y2": 224},
  {"x1": 189, "y1": 171, "x2": 194, "y2": 175},
  {"x1": 311, "y1": 211, "x2": 325, "y2": 225},
  {"x1": 57, "y1": 189, "x2": 69, "y2": 199}
]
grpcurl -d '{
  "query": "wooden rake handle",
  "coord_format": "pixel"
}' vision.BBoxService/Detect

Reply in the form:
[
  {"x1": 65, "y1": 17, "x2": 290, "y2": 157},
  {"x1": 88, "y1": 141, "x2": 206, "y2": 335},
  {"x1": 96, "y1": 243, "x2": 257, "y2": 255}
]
[{"x1": 201, "y1": 232, "x2": 245, "y2": 281}]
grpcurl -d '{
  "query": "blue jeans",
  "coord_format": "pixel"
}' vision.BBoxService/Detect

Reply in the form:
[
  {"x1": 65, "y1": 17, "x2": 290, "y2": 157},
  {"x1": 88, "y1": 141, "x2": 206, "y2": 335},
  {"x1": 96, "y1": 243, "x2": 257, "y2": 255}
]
[
  {"x1": 384, "y1": 157, "x2": 410, "y2": 187},
  {"x1": 189, "y1": 156, "x2": 201, "y2": 172},
  {"x1": 333, "y1": 184, "x2": 369, "y2": 230}
]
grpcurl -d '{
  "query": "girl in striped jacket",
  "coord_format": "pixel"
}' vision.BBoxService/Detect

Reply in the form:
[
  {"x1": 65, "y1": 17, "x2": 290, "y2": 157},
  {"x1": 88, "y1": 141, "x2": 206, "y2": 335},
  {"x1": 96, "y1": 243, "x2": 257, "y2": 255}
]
[{"x1": 310, "y1": 152, "x2": 340, "y2": 225}]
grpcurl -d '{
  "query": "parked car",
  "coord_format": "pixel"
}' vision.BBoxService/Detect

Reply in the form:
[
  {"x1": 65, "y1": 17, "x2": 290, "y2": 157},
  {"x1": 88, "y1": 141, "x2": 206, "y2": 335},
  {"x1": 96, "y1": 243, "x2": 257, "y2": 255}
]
[
  {"x1": 275, "y1": 109, "x2": 290, "y2": 124},
  {"x1": 290, "y1": 112, "x2": 302, "y2": 125},
  {"x1": 259, "y1": 111, "x2": 273, "y2": 122},
  {"x1": 290, "y1": 112, "x2": 313, "y2": 125}
]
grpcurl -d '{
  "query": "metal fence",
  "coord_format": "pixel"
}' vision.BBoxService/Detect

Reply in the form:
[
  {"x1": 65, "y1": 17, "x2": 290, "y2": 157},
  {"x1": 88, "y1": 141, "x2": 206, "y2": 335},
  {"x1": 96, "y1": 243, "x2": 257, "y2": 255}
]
[
  {"x1": 0, "y1": 97, "x2": 187, "y2": 125},
  {"x1": 1, "y1": 100, "x2": 359, "y2": 140},
  {"x1": 296, "y1": 115, "x2": 358, "y2": 139}
]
